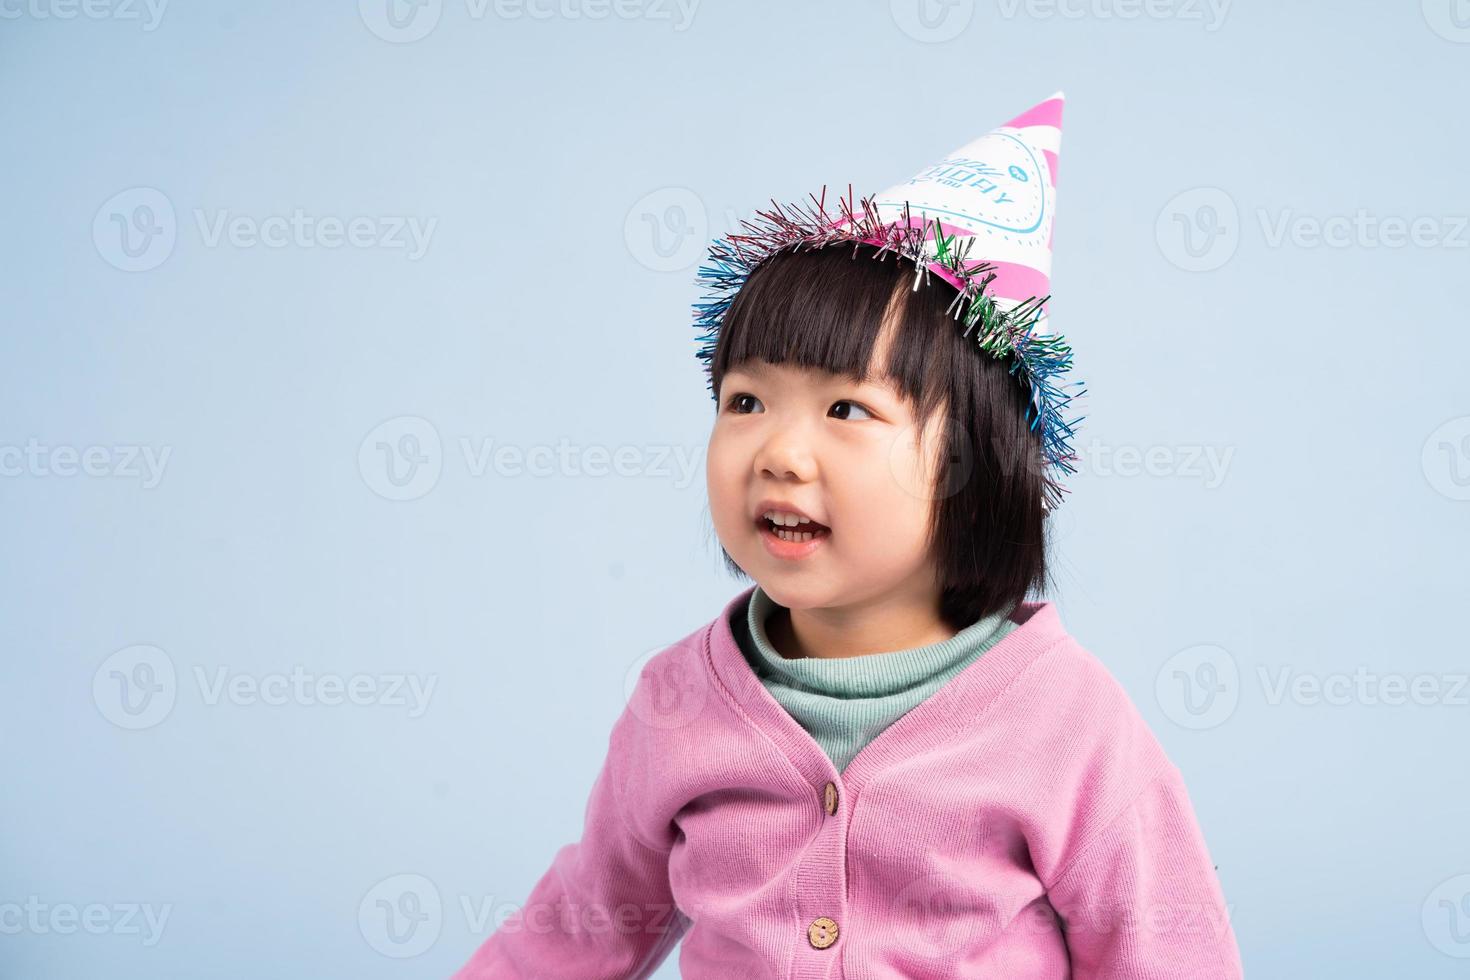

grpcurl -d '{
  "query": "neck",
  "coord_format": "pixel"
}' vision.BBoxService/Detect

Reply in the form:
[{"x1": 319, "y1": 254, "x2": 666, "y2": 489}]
[{"x1": 764, "y1": 584, "x2": 955, "y2": 661}]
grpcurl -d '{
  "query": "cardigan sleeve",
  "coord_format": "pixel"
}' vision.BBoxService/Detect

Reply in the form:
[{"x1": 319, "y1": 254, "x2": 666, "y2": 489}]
[
  {"x1": 1043, "y1": 765, "x2": 1243, "y2": 980},
  {"x1": 449, "y1": 706, "x2": 686, "y2": 980}
]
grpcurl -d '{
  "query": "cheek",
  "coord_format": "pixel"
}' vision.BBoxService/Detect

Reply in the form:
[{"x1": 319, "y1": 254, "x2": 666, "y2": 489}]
[
  {"x1": 839, "y1": 486, "x2": 932, "y2": 546},
  {"x1": 704, "y1": 431, "x2": 746, "y2": 527},
  {"x1": 832, "y1": 446, "x2": 934, "y2": 545},
  {"x1": 884, "y1": 427, "x2": 949, "y2": 509}
]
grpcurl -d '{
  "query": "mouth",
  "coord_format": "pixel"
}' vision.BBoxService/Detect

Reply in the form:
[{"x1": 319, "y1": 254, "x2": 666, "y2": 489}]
[
  {"x1": 754, "y1": 513, "x2": 831, "y2": 560},
  {"x1": 755, "y1": 514, "x2": 831, "y2": 542}
]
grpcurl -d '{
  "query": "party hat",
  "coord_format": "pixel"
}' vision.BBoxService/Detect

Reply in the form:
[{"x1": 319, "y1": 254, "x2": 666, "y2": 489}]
[{"x1": 692, "y1": 91, "x2": 1085, "y2": 509}]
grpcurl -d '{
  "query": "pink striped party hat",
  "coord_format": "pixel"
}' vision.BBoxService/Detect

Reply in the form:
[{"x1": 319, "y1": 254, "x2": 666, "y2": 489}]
[{"x1": 693, "y1": 91, "x2": 1085, "y2": 509}]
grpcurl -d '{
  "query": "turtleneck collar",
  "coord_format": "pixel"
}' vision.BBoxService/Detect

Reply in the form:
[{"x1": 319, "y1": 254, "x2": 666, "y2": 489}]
[{"x1": 742, "y1": 583, "x2": 1019, "y2": 700}]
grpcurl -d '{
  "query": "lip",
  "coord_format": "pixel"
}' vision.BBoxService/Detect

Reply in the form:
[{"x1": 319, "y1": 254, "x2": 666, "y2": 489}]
[
  {"x1": 757, "y1": 519, "x2": 830, "y2": 560},
  {"x1": 753, "y1": 499, "x2": 831, "y2": 561}
]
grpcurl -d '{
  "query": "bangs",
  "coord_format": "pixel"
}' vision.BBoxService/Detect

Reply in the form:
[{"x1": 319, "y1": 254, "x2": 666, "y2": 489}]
[{"x1": 707, "y1": 242, "x2": 974, "y2": 428}]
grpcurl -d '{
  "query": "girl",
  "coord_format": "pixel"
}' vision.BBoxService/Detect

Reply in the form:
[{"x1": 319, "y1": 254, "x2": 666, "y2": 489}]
[{"x1": 452, "y1": 92, "x2": 1242, "y2": 979}]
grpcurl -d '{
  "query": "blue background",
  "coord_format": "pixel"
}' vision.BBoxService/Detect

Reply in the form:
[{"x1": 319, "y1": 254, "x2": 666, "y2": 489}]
[{"x1": 3, "y1": 1, "x2": 1468, "y2": 976}]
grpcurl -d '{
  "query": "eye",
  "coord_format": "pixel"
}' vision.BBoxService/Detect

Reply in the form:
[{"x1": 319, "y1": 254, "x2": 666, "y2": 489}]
[
  {"x1": 724, "y1": 392, "x2": 763, "y2": 414},
  {"x1": 830, "y1": 399, "x2": 874, "y2": 421}
]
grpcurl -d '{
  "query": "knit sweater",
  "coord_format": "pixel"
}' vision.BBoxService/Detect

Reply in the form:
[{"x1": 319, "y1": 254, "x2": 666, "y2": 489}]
[
  {"x1": 731, "y1": 583, "x2": 1019, "y2": 774},
  {"x1": 451, "y1": 585, "x2": 1242, "y2": 979}
]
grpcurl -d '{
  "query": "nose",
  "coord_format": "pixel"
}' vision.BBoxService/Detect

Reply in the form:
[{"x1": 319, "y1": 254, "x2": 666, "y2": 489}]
[{"x1": 753, "y1": 425, "x2": 818, "y2": 482}]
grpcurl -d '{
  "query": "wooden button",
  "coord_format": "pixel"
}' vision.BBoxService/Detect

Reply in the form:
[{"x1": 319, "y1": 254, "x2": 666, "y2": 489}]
[
  {"x1": 808, "y1": 915, "x2": 839, "y2": 949},
  {"x1": 822, "y1": 782, "x2": 838, "y2": 815}
]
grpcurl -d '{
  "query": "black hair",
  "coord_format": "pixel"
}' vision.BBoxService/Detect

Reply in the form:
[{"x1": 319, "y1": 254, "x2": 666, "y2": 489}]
[{"x1": 706, "y1": 242, "x2": 1054, "y2": 630}]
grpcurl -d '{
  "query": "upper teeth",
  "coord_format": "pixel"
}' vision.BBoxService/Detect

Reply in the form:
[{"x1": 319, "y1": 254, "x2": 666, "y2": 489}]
[{"x1": 764, "y1": 510, "x2": 813, "y2": 526}]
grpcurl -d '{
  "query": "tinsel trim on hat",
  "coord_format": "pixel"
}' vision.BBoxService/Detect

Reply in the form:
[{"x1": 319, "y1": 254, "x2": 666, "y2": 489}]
[{"x1": 692, "y1": 184, "x2": 1087, "y2": 510}]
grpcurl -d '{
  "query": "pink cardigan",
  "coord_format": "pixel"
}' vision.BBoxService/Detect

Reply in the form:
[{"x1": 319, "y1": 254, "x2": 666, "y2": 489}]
[{"x1": 451, "y1": 587, "x2": 1242, "y2": 978}]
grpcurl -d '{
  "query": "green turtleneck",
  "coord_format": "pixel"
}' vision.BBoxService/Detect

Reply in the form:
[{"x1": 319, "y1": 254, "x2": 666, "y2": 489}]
[{"x1": 729, "y1": 584, "x2": 1020, "y2": 775}]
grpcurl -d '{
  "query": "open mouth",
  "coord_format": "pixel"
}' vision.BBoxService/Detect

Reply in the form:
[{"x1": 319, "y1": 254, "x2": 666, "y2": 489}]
[{"x1": 756, "y1": 516, "x2": 831, "y2": 543}]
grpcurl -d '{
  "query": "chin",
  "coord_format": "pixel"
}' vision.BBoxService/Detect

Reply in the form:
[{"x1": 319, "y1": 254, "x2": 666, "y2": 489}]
[{"x1": 751, "y1": 578, "x2": 838, "y2": 611}]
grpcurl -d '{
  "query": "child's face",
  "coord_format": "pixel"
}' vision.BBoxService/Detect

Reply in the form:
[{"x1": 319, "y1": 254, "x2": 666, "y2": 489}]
[{"x1": 705, "y1": 348, "x2": 950, "y2": 614}]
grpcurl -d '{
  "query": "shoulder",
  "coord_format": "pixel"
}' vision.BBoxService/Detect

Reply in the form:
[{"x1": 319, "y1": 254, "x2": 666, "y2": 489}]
[
  {"x1": 997, "y1": 627, "x2": 1188, "y2": 883},
  {"x1": 617, "y1": 619, "x2": 715, "y2": 747},
  {"x1": 1017, "y1": 628, "x2": 1179, "y2": 795},
  {"x1": 606, "y1": 602, "x2": 782, "y2": 848},
  {"x1": 612, "y1": 604, "x2": 752, "y2": 774},
  {"x1": 1042, "y1": 633, "x2": 1155, "y2": 720},
  {"x1": 619, "y1": 587, "x2": 759, "y2": 746},
  {"x1": 596, "y1": 619, "x2": 718, "y2": 849}
]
